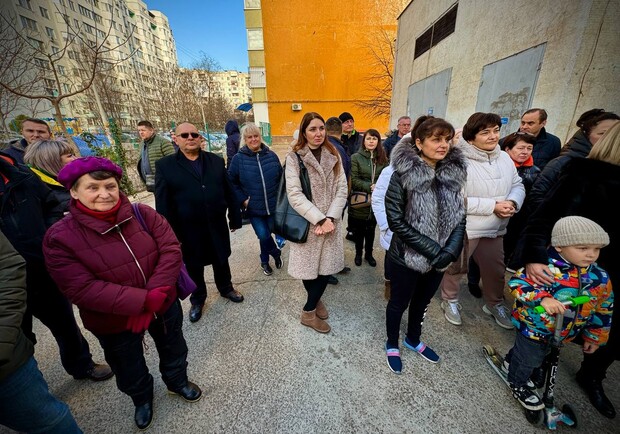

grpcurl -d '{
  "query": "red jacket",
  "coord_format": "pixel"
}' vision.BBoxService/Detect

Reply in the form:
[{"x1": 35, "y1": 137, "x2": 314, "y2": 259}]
[{"x1": 43, "y1": 194, "x2": 182, "y2": 335}]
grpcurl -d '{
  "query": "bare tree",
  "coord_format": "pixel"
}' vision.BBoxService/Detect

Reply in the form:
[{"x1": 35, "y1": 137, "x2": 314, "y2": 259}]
[
  {"x1": 191, "y1": 52, "x2": 221, "y2": 101},
  {"x1": 0, "y1": 6, "x2": 135, "y2": 143},
  {"x1": 355, "y1": 0, "x2": 409, "y2": 120},
  {"x1": 355, "y1": 28, "x2": 396, "y2": 120}
]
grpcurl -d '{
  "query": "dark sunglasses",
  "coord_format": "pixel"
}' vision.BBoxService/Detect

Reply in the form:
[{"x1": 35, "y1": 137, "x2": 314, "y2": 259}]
[{"x1": 179, "y1": 132, "x2": 200, "y2": 139}]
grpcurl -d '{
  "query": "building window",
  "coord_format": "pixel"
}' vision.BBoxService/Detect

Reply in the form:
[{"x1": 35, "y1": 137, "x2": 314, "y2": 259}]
[
  {"x1": 58, "y1": 65, "x2": 66, "y2": 75},
  {"x1": 247, "y1": 28, "x2": 263, "y2": 50},
  {"x1": 20, "y1": 16, "x2": 38, "y2": 31},
  {"x1": 244, "y1": 0, "x2": 261, "y2": 9},
  {"x1": 78, "y1": 5, "x2": 93, "y2": 19},
  {"x1": 40, "y1": 7, "x2": 49, "y2": 18},
  {"x1": 27, "y1": 37, "x2": 43, "y2": 50},
  {"x1": 414, "y1": 3, "x2": 458, "y2": 59},
  {"x1": 18, "y1": 0, "x2": 32, "y2": 10},
  {"x1": 68, "y1": 0, "x2": 75, "y2": 11},
  {"x1": 33, "y1": 58, "x2": 49, "y2": 68},
  {"x1": 46, "y1": 27, "x2": 56, "y2": 42},
  {"x1": 249, "y1": 67, "x2": 266, "y2": 88}
]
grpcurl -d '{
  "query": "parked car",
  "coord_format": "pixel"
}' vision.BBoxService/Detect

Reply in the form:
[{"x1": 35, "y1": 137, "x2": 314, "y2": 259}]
[{"x1": 200, "y1": 132, "x2": 226, "y2": 155}]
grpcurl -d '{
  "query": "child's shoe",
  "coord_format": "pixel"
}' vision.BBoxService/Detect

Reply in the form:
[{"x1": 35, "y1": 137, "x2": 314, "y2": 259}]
[
  {"x1": 404, "y1": 337, "x2": 439, "y2": 363},
  {"x1": 511, "y1": 385, "x2": 544, "y2": 410},
  {"x1": 385, "y1": 343, "x2": 402, "y2": 374},
  {"x1": 501, "y1": 360, "x2": 537, "y2": 390}
]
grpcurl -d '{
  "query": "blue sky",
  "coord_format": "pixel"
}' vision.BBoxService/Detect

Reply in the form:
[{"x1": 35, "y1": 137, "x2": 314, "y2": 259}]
[{"x1": 146, "y1": 0, "x2": 249, "y2": 71}]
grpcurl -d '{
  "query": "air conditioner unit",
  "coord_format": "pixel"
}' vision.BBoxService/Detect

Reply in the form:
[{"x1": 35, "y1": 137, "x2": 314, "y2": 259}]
[{"x1": 291, "y1": 103, "x2": 302, "y2": 111}]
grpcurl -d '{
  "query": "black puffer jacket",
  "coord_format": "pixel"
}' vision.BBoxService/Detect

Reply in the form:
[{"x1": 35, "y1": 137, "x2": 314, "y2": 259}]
[
  {"x1": 385, "y1": 138, "x2": 467, "y2": 272},
  {"x1": 525, "y1": 130, "x2": 590, "y2": 214},
  {"x1": 0, "y1": 155, "x2": 62, "y2": 261}
]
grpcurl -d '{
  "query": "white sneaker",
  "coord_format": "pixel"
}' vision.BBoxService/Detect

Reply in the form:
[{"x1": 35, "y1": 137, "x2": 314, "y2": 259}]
[
  {"x1": 441, "y1": 300, "x2": 462, "y2": 326},
  {"x1": 483, "y1": 303, "x2": 514, "y2": 330}
]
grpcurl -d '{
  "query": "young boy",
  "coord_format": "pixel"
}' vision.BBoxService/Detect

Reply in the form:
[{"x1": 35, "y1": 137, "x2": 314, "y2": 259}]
[{"x1": 506, "y1": 216, "x2": 613, "y2": 410}]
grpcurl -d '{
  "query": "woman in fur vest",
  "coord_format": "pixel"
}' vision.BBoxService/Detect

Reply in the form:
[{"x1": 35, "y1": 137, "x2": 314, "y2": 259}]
[
  {"x1": 285, "y1": 112, "x2": 348, "y2": 334},
  {"x1": 384, "y1": 118, "x2": 467, "y2": 374}
]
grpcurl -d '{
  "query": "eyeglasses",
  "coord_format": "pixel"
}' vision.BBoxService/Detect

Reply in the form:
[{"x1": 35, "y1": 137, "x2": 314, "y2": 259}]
[{"x1": 179, "y1": 132, "x2": 200, "y2": 139}]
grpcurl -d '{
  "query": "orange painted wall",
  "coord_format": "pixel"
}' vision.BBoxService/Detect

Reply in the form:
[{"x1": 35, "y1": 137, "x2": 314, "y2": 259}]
[{"x1": 260, "y1": 0, "x2": 405, "y2": 137}]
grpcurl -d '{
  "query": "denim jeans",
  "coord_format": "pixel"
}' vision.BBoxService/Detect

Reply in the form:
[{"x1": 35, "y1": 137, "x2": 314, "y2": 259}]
[
  {"x1": 0, "y1": 357, "x2": 82, "y2": 433},
  {"x1": 249, "y1": 215, "x2": 281, "y2": 263},
  {"x1": 506, "y1": 331, "x2": 550, "y2": 387}
]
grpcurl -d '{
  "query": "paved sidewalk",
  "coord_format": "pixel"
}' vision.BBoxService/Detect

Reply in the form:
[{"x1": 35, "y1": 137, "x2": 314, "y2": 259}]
[{"x1": 10, "y1": 193, "x2": 618, "y2": 434}]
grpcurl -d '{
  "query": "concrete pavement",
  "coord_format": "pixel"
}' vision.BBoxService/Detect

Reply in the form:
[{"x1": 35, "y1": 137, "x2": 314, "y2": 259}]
[{"x1": 8, "y1": 191, "x2": 619, "y2": 434}]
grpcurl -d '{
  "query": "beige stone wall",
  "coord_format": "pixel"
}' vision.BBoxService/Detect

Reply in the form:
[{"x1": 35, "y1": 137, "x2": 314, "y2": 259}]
[{"x1": 392, "y1": 0, "x2": 620, "y2": 143}]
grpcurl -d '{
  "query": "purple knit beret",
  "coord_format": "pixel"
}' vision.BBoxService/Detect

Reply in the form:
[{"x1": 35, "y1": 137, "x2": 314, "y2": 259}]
[{"x1": 58, "y1": 156, "x2": 123, "y2": 189}]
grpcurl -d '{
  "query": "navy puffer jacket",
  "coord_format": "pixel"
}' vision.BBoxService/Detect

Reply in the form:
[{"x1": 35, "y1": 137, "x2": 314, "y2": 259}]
[{"x1": 228, "y1": 144, "x2": 283, "y2": 217}]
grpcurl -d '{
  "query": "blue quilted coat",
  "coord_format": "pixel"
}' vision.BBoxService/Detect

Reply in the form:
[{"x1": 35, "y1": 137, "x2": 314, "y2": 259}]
[{"x1": 228, "y1": 144, "x2": 283, "y2": 217}]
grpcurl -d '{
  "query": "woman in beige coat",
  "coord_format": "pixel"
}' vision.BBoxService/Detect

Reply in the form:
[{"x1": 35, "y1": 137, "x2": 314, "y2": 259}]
[{"x1": 285, "y1": 112, "x2": 348, "y2": 333}]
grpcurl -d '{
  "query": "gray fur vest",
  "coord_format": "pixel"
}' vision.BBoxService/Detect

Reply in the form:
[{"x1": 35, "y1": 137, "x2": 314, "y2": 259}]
[{"x1": 390, "y1": 138, "x2": 468, "y2": 272}]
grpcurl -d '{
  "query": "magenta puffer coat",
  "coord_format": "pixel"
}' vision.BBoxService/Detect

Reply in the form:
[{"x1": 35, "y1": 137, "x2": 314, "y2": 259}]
[{"x1": 43, "y1": 194, "x2": 182, "y2": 335}]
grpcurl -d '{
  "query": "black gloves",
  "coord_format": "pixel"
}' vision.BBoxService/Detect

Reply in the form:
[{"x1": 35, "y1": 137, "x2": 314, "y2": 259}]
[{"x1": 431, "y1": 249, "x2": 457, "y2": 270}]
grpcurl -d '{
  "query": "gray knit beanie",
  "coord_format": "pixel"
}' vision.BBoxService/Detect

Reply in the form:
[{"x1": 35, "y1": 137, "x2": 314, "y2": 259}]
[{"x1": 551, "y1": 216, "x2": 609, "y2": 247}]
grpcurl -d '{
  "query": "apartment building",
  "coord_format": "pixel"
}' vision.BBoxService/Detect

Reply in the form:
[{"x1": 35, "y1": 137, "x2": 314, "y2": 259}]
[
  {"x1": 2, "y1": 0, "x2": 177, "y2": 131},
  {"x1": 243, "y1": 0, "x2": 408, "y2": 143}
]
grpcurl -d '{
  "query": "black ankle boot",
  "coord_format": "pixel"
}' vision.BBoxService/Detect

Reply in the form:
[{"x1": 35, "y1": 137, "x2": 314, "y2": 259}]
[
  {"x1": 354, "y1": 254, "x2": 362, "y2": 266},
  {"x1": 468, "y1": 283, "x2": 482, "y2": 298},
  {"x1": 134, "y1": 400, "x2": 153, "y2": 430},
  {"x1": 576, "y1": 372, "x2": 616, "y2": 419},
  {"x1": 365, "y1": 254, "x2": 376, "y2": 267}
]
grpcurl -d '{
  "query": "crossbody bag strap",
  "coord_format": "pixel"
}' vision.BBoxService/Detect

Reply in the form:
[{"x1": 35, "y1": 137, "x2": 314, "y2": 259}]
[
  {"x1": 131, "y1": 203, "x2": 150, "y2": 234},
  {"x1": 294, "y1": 152, "x2": 313, "y2": 200}
]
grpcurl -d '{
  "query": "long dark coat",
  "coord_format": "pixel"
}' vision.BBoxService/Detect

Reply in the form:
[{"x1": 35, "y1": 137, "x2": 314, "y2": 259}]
[{"x1": 155, "y1": 151, "x2": 242, "y2": 268}]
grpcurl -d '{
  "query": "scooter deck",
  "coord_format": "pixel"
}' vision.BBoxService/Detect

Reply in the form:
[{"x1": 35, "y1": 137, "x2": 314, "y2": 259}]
[{"x1": 482, "y1": 345, "x2": 510, "y2": 388}]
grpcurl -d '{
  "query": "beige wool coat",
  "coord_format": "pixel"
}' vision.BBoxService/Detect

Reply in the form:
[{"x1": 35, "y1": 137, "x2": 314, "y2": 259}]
[{"x1": 285, "y1": 145, "x2": 348, "y2": 280}]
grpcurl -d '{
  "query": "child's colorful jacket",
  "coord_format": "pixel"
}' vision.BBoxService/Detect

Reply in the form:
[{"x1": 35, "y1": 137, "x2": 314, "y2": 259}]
[{"x1": 509, "y1": 247, "x2": 613, "y2": 345}]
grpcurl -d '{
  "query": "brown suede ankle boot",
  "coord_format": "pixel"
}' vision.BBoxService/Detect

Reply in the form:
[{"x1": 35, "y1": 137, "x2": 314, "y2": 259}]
[
  {"x1": 384, "y1": 281, "x2": 391, "y2": 300},
  {"x1": 316, "y1": 300, "x2": 329, "y2": 319},
  {"x1": 300, "y1": 309, "x2": 331, "y2": 333}
]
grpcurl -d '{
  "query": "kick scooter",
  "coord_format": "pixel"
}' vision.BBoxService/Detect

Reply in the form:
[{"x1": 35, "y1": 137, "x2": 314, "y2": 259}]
[{"x1": 483, "y1": 295, "x2": 590, "y2": 428}]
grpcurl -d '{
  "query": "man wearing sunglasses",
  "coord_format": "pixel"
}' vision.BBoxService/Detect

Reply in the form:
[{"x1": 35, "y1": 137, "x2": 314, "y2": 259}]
[
  {"x1": 137, "y1": 120, "x2": 175, "y2": 192},
  {"x1": 155, "y1": 123, "x2": 244, "y2": 323}
]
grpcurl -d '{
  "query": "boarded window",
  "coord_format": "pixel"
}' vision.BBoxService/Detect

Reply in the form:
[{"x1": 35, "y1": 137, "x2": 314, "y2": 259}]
[{"x1": 414, "y1": 4, "x2": 458, "y2": 59}]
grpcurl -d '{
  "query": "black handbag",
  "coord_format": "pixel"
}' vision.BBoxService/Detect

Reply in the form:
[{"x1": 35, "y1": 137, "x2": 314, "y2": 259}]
[{"x1": 273, "y1": 152, "x2": 312, "y2": 243}]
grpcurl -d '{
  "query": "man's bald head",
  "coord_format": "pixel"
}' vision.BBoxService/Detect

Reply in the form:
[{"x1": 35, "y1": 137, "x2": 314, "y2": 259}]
[{"x1": 175, "y1": 122, "x2": 198, "y2": 135}]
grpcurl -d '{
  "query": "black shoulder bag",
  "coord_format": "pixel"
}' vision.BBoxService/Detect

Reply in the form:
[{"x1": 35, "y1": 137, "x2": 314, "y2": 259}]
[{"x1": 273, "y1": 153, "x2": 312, "y2": 243}]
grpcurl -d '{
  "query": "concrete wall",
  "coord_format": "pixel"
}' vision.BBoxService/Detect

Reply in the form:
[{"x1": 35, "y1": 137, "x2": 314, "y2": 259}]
[
  {"x1": 259, "y1": 0, "x2": 408, "y2": 137},
  {"x1": 392, "y1": 0, "x2": 620, "y2": 143}
]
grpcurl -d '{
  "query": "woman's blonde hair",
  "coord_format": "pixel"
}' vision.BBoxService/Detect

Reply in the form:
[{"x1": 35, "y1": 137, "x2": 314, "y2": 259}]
[
  {"x1": 588, "y1": 121, "x2": 620, "y2": 165},
  {"x1": 240, "y1": 122, "x2": 263, "y2": 146},
  {"x1": 23, "y1": 139, "x2": 78, "y2": 176}
]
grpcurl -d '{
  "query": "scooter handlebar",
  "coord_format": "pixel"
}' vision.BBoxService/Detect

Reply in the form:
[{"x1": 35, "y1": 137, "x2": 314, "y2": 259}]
[{"x1": 533, "y1": 295, "x2": 591, "y2": 314}]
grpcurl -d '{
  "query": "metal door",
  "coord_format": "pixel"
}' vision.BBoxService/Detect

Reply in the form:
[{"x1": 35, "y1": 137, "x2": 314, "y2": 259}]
[
  {"x1": 475, "y1": 43, "x2": 546, "y2": 136},
  {"x1": 407, "y1": 68, "x2": 452, "y2": 120}
]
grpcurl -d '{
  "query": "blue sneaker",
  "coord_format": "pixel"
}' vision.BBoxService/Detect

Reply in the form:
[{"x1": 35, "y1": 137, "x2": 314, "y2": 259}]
[
  {"x1": 404, "y1": 337, "x2": 440, "y2": 364},
  {"x1": 385, "y1": 343, "x2": 402, "y2": 374},
  {"x1": 275, "y1": 236, "x2": 286, "y2": 250}
]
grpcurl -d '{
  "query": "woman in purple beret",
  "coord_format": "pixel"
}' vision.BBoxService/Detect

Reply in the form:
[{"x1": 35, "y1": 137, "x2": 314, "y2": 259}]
[{"x1": 43, "y1": 157, "x2": 202, "y2": 430}]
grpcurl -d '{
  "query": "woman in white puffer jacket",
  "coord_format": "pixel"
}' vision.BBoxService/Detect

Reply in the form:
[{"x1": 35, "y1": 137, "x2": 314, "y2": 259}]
[{"x1": 440, "y1": 113, "x2": 525, "y2": 330}]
